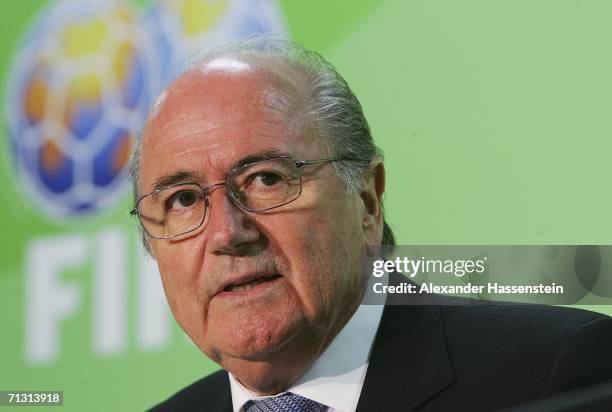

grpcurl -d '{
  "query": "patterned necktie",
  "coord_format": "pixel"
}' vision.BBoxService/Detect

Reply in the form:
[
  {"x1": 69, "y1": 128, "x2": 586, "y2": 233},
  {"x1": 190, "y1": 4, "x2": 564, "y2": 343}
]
[{"x1": 243, "y1": 392, "x2": 328, "y2": 412}]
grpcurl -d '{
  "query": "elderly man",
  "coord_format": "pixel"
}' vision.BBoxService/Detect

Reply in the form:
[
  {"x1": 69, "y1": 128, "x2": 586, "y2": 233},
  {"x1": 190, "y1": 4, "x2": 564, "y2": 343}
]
[{"x1": 130, "y1": 37, "x2": 612, "y2": 412}]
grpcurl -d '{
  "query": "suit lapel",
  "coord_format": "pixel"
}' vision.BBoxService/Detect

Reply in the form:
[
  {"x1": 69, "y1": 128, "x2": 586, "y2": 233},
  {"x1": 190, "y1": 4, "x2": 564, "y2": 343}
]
[
  {"x1": 356, "y1": 302, "x2": 456, "y2": 411},
  {"x1": 201, "y1": 371, "x2": 233, "y2": 412}
]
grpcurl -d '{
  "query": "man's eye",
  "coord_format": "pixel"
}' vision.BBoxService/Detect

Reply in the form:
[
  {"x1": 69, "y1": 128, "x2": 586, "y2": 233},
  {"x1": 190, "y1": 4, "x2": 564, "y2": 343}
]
[
  {"x1": 167, "y1": 190, "x2": 200, "y2": 210},
  {"x1": 253, "y1": 172, "x2": 283, "y2": 187}
]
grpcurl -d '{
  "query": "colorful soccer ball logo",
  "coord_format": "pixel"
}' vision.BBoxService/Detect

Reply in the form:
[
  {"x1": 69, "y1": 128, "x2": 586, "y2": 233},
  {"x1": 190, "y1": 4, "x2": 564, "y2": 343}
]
[
  {"x1": 5, "y1": 0, "x2": 286, "y2": 218},
  {"x1": 6, "y1": 1, "x2": 160, "y2": 217}
]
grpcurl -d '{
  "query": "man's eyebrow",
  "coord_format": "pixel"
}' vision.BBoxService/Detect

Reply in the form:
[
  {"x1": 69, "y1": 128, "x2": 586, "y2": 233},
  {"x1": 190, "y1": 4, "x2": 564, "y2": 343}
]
[
  {"x1": 152, "y1": 171, "x2": 200, "y2": 192},
  {"x1": 150, "y1": 150, "x2": 293, "y2": 192},
  {"x1": 232, "y1": 150, "x2": 294, "y2": 170}
]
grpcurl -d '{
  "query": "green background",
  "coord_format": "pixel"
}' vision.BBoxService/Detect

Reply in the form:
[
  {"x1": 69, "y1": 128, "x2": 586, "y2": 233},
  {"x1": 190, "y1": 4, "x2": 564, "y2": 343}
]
[{"x1": 1, "y1": 0, "x2": 612, "y2": 410}]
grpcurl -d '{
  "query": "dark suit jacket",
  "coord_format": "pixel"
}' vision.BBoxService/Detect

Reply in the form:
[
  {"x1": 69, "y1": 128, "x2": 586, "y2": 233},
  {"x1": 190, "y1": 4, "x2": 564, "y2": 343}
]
[{"x1": 149, "y1": 302, "x2": 612, "y2": 412}]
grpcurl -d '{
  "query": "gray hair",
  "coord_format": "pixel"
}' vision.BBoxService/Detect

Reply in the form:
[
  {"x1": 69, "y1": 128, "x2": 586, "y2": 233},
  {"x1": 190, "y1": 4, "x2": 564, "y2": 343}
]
[{"x1": 129, "y1": 35, "x2": 395, "y2": 246}]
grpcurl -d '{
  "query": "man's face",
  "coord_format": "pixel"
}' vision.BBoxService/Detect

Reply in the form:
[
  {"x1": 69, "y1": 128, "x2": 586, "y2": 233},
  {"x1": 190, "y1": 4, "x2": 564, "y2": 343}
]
[{"x1": 139, "y1": 59, "x2": 374, "y2": 375}]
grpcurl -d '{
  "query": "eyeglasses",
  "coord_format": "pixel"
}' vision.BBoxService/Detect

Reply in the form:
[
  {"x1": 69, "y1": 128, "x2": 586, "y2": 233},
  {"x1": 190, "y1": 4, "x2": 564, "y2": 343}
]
[{"x1": 130, "y1": 156, "x2": 346, "y2": 239}]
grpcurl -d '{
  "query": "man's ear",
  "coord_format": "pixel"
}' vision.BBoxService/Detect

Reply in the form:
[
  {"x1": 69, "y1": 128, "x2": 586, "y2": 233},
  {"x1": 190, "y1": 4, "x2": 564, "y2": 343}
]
[{"x1": 360, "y1": 160, "x2": 385, "y2": 246}]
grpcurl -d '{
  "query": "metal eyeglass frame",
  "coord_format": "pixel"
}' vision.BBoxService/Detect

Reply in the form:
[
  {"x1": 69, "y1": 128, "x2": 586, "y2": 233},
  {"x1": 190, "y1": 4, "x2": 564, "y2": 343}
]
[{"x1": 129, "y1": 156, "x2": 348, "y2": 239}]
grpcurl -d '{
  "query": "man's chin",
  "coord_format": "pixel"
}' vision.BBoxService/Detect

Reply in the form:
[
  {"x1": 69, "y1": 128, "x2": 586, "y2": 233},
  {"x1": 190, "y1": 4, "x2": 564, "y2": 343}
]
[
  {"x1": 216, "y1": 337, "x2": 291, "y2": 363},
  {"x1": 204, "y1": 305, "x2": 305, "y2": 362}
]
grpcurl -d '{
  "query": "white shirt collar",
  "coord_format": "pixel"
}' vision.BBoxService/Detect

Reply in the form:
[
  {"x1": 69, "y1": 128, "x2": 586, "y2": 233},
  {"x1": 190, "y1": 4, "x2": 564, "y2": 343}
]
[{"x1": 228, "y1": 301, "x2": 385, "y2": 412}]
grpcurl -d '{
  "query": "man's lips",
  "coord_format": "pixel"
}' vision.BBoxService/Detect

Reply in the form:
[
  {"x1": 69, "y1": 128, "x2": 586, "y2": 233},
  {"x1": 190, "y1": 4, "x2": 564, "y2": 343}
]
[{"x1": 216, "y1": 272, "x2": 283, "y2": 295}]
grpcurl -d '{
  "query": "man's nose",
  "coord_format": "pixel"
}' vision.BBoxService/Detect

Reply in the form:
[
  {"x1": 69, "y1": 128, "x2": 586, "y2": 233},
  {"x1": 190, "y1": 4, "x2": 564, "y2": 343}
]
[{"x1": 204, "y1": 186, "x2": 261, "y2": 255}]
